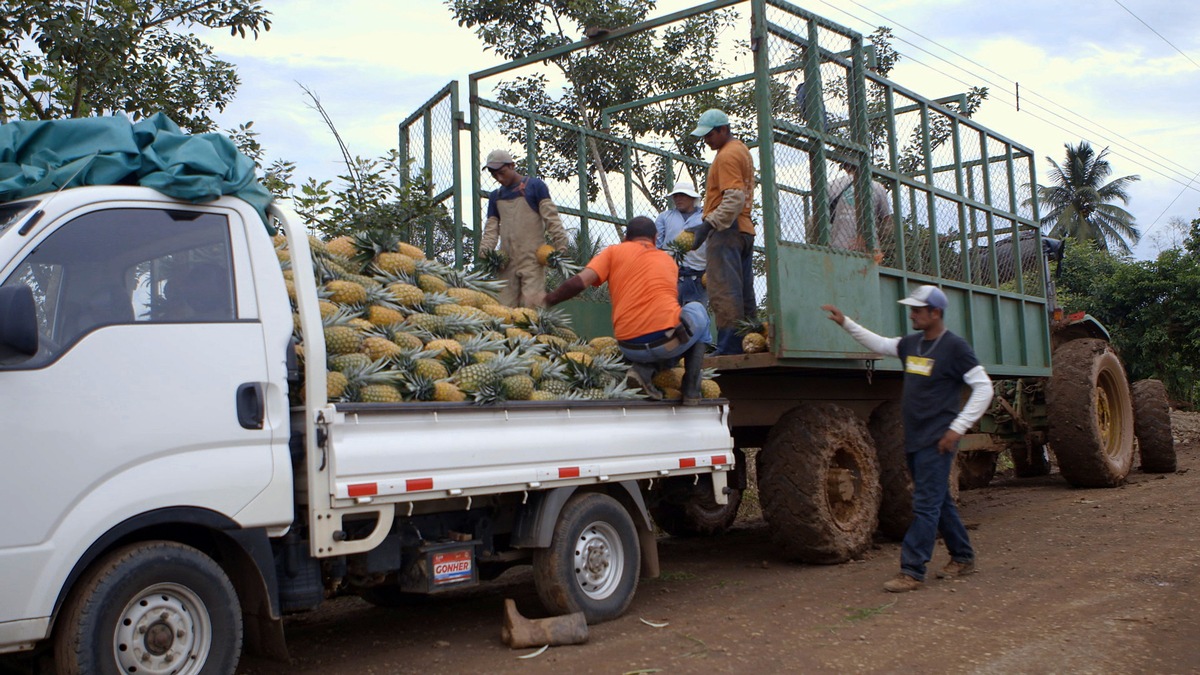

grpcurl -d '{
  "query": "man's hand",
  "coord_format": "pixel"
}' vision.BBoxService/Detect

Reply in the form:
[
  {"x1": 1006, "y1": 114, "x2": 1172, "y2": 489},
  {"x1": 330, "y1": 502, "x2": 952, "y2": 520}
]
[
  {"x1": 937, "y1": 429, "x2": 963, "y2": 454},
  {"x1": 820, "y1": 304, "x2": 845, "y2": 326},
  {"x1": 688, "y1": 221, "x2": 714, "y2": 250}
]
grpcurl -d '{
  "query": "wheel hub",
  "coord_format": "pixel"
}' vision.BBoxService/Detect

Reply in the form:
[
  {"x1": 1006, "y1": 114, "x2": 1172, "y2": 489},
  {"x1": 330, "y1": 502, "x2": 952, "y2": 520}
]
[
  {"x1": 114, "y1": 582, "x2": 211, "y2": 675},
  {"x1": 573, "y1": 522, "x2": 624, "y2": 600}
]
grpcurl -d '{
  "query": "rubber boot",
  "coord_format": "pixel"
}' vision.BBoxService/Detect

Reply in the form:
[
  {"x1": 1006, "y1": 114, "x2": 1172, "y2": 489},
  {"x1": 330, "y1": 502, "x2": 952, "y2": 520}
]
[
  {"x1": 627, "y1": 361, "x2": 663, "y2": 400},
  {"x1": 680, "y1": 341, "x2": 705, "y2": 406}
]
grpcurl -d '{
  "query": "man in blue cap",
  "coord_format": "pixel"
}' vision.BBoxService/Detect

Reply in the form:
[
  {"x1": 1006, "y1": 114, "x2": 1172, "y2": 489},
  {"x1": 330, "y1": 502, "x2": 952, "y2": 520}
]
[
  {"x1": 821, "y1": 285, "x2": 993, "y2": 593},
  {"x1": 687, "y1": 109, "x2": 756, "y2": 354}
]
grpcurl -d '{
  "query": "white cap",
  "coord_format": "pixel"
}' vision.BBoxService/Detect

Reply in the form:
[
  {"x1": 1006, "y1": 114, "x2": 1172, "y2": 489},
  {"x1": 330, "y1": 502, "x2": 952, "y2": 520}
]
[
  {"x1": 898, "y1": 285, "x2": 948, "y2": 310},
  {"x1": 668, "y1": 181, "x2": 701, "y2": 199}
]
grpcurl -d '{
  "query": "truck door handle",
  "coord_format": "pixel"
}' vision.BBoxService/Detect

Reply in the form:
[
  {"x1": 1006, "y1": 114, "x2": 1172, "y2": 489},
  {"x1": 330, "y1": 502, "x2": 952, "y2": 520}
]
[{"x1": 236, "y1": 382, "x2": 265, "y2": 430}]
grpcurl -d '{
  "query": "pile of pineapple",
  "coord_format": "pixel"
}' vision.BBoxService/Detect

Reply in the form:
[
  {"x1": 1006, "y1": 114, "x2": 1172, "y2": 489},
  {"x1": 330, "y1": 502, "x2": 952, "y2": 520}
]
[{"x1": 275, "y1": 230, "x2": 721, "y2": 405}]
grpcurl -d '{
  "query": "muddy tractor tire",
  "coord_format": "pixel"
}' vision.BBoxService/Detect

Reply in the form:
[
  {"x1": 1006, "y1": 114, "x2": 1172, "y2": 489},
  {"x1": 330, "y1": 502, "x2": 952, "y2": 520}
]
[
  {"x1": 868, "y1": 399, "x2": 912, "y2": 541},
  {"x1": 957, "y1": 451, "x2": 998, "y2": 490},
  {"x1": 758, "y1": 402, "x2": 881, "y2": 563},
  {"x1": 1047, "y1": 339, "x2": 1135, "y2": 487},
  {"x1": 1009, "y1": 440, "x2": 1052, "y2": 477},
  {"x1": 649, "y1": 475, "x2": 743, "y2": 537},
  {"x1": 1131, "y1": 379, "x2": 1176, "y2": 473}
]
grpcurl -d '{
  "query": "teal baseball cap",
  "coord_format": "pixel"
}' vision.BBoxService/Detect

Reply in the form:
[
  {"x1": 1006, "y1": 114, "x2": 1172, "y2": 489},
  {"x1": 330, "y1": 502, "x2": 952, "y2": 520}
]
[{"x1": 690, "y1": 109, "x2": 730, "y2": 137}]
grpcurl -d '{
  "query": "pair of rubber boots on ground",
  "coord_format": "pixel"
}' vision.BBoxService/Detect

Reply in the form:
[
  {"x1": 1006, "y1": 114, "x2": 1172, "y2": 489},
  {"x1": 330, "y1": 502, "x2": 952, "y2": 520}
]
[{"x1": 626, "y1": 341, "x2": 706, "y2": 405}]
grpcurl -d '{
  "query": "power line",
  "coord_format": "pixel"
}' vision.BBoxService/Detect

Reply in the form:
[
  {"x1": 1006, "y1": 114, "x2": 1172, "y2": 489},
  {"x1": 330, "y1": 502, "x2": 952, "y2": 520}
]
[
  {"x1": 814, "y1": 0, "x2": 1200, "y2": 185},
  {"x1": 1146, "y1": 169, "x2": 1200, "y2": 236},
  {"x1": 1113, "y1": 0, "x2": 1200, "y2": 70}
]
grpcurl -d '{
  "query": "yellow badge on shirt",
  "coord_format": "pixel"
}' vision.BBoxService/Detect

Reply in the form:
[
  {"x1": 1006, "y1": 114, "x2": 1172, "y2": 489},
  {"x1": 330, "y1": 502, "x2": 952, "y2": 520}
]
[{"x1": 905, "y1": 355, "x2": 934, "y2": 376}]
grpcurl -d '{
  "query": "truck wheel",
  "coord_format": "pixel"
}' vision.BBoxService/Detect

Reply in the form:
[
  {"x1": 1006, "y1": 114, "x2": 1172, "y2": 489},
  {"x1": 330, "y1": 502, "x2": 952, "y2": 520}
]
[
  {"x1": 54, "y1": 541, "x2": 242, "y2": 675},
  {"x1": 1009, "y1": 440, "x2": 1051, "y2": 477},
  {"x1": 957, "y1": 451, "x2": 997, "y2": 490},
  {"x1": 533, "y1": 492, "x2": 640, "y2": 624},
  {"x1": 1048, "y1": 339, "x2": 1135, "y2": 487},
  {"x1": 650, "y1": 476, "x2": 743, "y2": 537},
  {"x1": 868, "y1": 399, "x2": 911, "y2": 541},
  {"x1": 1132, "y1": 379, "x2": 1176, "y2": 473},
  {"x1": 759, "y1": 402, "x2": 881, "y2": 563}
]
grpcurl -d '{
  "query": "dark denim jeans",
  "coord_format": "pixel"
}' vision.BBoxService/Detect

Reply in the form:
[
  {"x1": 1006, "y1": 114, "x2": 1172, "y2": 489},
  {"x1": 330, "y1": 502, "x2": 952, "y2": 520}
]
[
  {"x1": 678, "y1": 271, "x2": 708, "y2": 307},
  {"x1": 707, "y1": 228, "x2": 755, "y2": 355},
  {"x1": 900, "y1": 446, "x2": 974, "y2": 581}
]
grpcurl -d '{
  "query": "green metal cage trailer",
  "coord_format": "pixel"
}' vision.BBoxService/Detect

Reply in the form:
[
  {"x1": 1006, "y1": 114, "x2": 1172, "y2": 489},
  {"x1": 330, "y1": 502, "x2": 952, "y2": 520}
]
[{"x1": 399, "y1": 0, "x2": 1176, "y2": 563}]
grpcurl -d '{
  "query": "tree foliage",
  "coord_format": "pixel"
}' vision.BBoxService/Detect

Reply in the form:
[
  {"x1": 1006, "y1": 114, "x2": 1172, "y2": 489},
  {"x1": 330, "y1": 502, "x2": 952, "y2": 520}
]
[
  {"x1": 1054, "y1": 219, "x2": 1200, "y2": 406},
  {"x1": 1032, "y1": 141, "x2": 1141, "y2": 255},
  {"x1": 0, "y1": 0, "x2": 271, "y2": 131}
]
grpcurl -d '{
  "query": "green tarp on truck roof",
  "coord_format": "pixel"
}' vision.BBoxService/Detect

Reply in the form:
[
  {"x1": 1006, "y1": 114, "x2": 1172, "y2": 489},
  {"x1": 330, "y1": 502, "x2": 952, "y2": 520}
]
[{"x1": 0, "y1": 113, "x2": 273, "y2": 228}]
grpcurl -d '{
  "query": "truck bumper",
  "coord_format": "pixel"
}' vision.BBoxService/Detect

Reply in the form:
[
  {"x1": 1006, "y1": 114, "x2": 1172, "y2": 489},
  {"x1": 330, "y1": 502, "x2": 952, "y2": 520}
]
[{"x1": 0, "y1": 617, "x2": 49, "y2": 654}]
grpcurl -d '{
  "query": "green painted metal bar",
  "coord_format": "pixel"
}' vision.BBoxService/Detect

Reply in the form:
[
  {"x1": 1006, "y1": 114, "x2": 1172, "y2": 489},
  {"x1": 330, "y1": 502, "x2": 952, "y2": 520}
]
[
  {"x1": 577, "y1": 132, "x2": 589, "y2": 243},
  {"x1": 556, "y1": 205, "x2": 627, "y2": 228},
  {"x1": 752, "y1": 0, "x2": 783, "y2": 339},
  {"x1": 397, "y1": 124, "x2": 410, "y2": 185},
  {"x1": 422, "y1": 107, "x2": 435, "y2": 256},
  {"x1": 449, "y1": 83, "x2": 464, "y2": 267},
  {"x1": 848, "y1": 33, "x2": 875, "y2": 250},
  {"x1": 525, "y1": 117, "x2": 538, "y2": 175},
  {"x1": 622, "y1": 146, "x2": 633, "y2": 220},
  {"x1": 765, "y1": 0, "x2": 861, "y2": 36},
  {"x1": 880, "y1": 94, "x2": 968, "y2": 121},
  {"x1": 468, "y1": 78, "x2": 482, "y2": 259},
  {"x1": 1005, "y1": 143, "x2": 1030, "y2": 366},
  {"x1": 398, "y1": 81, "x2": 455, "y2": 130},
  {"x1": 919, "y1": 103, "x2": 941, "y2": 278},
  {"x1": 978, "y1": 131, "x2": 1004, "y2": 362},
  {"x1": 950, "y1": 116, "x2": 975, "y2": 344},
  {"x1": 803, "y1": 16, "x2": 832, "y2": 247},
  {"x1": 883, "y1": 82, "x2": 907, "y2": 313},
  {"x1": 469, "y1": 0, "x2": 745, "y2": 82}
]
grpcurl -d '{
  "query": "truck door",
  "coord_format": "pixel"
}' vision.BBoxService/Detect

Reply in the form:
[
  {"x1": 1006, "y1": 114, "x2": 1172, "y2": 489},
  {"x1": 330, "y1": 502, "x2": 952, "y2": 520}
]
[{"x1": 0, "y1": 205, "x2": 275, "y2": 624}]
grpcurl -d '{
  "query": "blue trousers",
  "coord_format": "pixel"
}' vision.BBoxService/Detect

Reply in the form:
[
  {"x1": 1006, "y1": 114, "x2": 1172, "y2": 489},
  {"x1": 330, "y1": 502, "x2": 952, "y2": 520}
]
[
  {"x1": 678, "y1": 271, "x2": 708, "y2": 307},
  {"x1": 707, "y1": 228, "x2": 755, "y2": 355},
  {"x1": 900, "y1": 446, "x2": 974, "y2": 581},
  {"x1": 618, "y1": 302, "x2": 710, "y2": 365}
]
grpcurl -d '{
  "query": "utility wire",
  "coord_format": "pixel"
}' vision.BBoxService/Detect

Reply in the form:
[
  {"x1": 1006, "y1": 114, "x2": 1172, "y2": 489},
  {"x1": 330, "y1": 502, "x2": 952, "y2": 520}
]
[
  {"x1": 1113, "y1": 0, "x2": 1200, "y2": 70},
  {"x1": 815, "y1": 0, "x2": 1199, "y2": 186}
]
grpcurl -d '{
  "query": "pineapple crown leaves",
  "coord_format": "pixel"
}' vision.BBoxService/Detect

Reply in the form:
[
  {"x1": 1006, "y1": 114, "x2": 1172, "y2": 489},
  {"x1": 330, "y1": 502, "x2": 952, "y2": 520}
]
[
  {"x1": 396, "y1": 371, "x2": 436, "y2": 402},
  {"x1": 371, "y1": 268, "x2": 420, "y2": 289},
  {"x1": 472, "y1": 249, "x2": 510, "y2": 278},
  {"x1": 320, "y1": 305, "x2": 361, "y2": 327},
  {"x1": 414, "y1": 257, "x2": 455, "y2": 281},
  {"x1": 527, "y1": 306, "x2": 573, "y2": 334},
  {"x1": 434, "y1": 313, "x2": 489, "y2": 338},
  {"x1": 535, "y1": 357, "x2": 568, "y2": 383},
  {"x1": 442, "y1": 268, "x2": 506, "y2": 297},
  {"x1": 734, "y1": 314, "x2": 769, "y2": 336},
  {"x1": 505, "y1": 334, "x2": 549, "y2": 357},
  {"x1": 458, "y1": 333, "x2": 508, "y2": 359},
  {"x1": 417, "y1": 291, "x2": 456, "y2": 312},
  {"x1": 596, "y1": 378, "x2": 642, "y2": 400},
  {"x1": 590, "y1": 352, "x2": 631, "y2": 381},
  {"x1": 701, "y1": 366, "x2": 720, "y2": 380},
  {"x1": 559, "y1": 354, "x2": 613, "y2": 390},
  {"x1": 348, "y1": 229, "x2": 402, "y2": 270},
  {"x1": 363, "y1": 284, "x2": 402, "y2": 311}
]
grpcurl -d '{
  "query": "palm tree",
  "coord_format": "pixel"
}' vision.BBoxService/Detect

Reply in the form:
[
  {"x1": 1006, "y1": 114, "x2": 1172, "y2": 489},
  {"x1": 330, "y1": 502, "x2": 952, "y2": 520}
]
[{"x1": 1031, "y1": 141, "x2": 1141, "y2": 254}]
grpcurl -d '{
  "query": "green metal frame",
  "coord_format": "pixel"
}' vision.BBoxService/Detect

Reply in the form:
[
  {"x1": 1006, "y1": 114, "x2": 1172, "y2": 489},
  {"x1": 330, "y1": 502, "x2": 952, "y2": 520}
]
[{"x1": 399, "y1": 0, "x2": 1051, "y2": 377}]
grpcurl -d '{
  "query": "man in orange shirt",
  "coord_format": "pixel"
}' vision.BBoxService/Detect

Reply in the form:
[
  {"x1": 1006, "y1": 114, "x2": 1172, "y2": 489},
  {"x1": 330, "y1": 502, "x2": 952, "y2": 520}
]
[
  {"x1": 544, "y1": 216, "x2": 710, "y2": 403},
  {"x1": 688, "y1": 109, "x2": 756, "y2": 355}
]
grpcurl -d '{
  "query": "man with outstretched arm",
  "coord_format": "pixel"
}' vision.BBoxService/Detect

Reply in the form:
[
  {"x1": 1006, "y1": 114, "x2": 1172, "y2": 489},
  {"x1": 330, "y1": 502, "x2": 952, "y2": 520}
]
[
  {"x1": 544, "y1": 216, "x2": 709, "y2": 404},
  {"x1": 822, "y1": 285, "x2": 993, "y2": 593}
]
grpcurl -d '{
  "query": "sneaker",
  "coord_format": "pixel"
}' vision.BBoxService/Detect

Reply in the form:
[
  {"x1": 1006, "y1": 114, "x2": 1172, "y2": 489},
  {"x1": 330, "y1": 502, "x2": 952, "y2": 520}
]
[
  {"x1": 936, "y1": 560, "x2": 976, "y2": 579},
  {"x1": 883, "y1": 573, "x2": 922, "y2": 593},
  {"x1": 626, "y1": 365, "x2": 663, "y2": 400}
]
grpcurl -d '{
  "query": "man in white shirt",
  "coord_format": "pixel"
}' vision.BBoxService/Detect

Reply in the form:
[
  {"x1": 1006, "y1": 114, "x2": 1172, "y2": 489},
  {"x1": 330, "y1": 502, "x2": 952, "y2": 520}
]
[
  {"x1": 826, "y1": 162, "x2": 892, "y2": 252},
  {"x1": 654, "y1": 180, "x2": 707, "y2": 305}
]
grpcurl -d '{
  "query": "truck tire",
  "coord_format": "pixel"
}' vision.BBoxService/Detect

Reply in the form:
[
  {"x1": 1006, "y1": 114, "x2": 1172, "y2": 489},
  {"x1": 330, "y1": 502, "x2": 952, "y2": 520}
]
[
  {"x1": 1131, "y1": 379, "x2": 1176, "y2": 473},
  {"x1": 957, "y1": 451, "x2": 997, "y2": 490},
  {"x1": 1009, "y1": 440, "x2": 1052, "y2": 477},
  {"x1": 649, "y1": 475, "x2": 743, "y2": 537},
  {"x1": 758, "y1": 402, "x2": 881, "y2": 563},
  {"x1": 533, "y1": 492, "x2": 639, "y2": 624},
  {"x1": 868, "y1": 399, "x2": 912, "y2": 541},
  {"x1": 54, "y1": 541, "x2": 242, "y2": 675},
  {"x1": 1047, "y1": 339, "x2": 1135, "y2": 487}
]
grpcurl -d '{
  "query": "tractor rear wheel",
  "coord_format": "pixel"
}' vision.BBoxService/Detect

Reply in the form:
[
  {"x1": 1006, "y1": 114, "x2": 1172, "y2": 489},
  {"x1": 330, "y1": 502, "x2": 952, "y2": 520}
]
[
  {"x1": 1047, "y1": 339, "x2": 1135, "y2": 487},
  {"x1": 1131, "y1": 379, "x2": 1176, "y2": 473}
]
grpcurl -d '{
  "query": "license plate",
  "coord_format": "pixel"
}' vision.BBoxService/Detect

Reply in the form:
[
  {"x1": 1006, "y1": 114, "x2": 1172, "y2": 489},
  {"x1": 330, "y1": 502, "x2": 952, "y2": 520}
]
[{"x1": 432, "y1": 549, "x2": 473, "y2": 585}]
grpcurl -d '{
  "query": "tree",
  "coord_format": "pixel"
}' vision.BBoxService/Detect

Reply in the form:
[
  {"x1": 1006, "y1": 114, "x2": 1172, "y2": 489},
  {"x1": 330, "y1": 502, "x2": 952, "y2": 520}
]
[
  {"x1": 1031, "y1": 141, "x2": 1141, "y2": 255},
  {"x1": 0, "y1": 0, "x2": 271, "y2": 131}
]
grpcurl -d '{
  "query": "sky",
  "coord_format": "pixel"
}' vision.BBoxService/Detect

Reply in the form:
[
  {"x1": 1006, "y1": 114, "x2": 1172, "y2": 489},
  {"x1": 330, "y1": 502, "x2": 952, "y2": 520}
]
[{"x1": 203, "y1": 0, "x2": 1200, "y2": 259}]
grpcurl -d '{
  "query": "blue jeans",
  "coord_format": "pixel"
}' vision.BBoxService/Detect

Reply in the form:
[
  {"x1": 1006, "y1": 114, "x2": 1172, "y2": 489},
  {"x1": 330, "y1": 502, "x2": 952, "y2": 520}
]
[
  {"x1": 900, "y1": 446, "x2": 974, "y2": 581},
  {"x1": 619, "y1": 302, "x2": 710, "y2": 365},
  {"x1": 678, "y1": 270, "x2": 708, "y2": 307},
  {"x1": 707, "y1": 228, "x2": 755, "y2": 355}
]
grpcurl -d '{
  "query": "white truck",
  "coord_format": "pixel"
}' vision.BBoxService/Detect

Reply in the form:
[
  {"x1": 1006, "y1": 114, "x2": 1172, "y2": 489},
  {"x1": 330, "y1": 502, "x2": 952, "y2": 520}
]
[{"x1": 0, "y1": 186, "x2": 734, "y2": 673}]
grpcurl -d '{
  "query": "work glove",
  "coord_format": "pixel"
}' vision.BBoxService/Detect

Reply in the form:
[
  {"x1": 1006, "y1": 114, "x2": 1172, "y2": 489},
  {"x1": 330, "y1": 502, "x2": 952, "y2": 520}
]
[{"x1": 688, "y1": 220, "x2": 714, "y2": 250}]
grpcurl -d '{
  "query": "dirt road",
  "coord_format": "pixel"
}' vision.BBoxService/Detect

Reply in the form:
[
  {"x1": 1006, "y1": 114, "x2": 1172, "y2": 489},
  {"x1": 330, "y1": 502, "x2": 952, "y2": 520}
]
[{"x1": 230, "y1": 412, "x2": 1200, "y2": 675}]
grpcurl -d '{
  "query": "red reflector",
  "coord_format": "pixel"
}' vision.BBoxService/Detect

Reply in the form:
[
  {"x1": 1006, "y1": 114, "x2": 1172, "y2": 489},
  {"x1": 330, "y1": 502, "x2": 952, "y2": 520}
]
[
  {"x1": 711, "y1": 455, "x2": 727, "y2": 466},
  {"x1": 347, "y1": 483, "x2": 377, "y2": 498},
  {"x1": 558, "y1": 467, "x2": 580, "y2": 478},
  {"x1": 1068, "y1": 311, "x2": 1086, "y2": 321},
  {"x1": 406, "y1": 478, "x2": 434, "y2": 492},
  {"x1": 679, "y1": 458, "x2": 697, "y2": 468}
]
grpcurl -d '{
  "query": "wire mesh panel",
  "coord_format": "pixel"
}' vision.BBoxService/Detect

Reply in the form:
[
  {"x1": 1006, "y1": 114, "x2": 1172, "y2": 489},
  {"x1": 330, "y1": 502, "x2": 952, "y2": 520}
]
[{"x1": 398, "y1": 83, "x2": 465, "y2": 265}]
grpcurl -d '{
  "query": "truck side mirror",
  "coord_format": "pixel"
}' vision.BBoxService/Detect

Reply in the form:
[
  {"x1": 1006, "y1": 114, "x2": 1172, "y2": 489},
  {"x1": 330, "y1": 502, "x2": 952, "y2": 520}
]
[{"x1": 0, "y1": 285, "x2": 39, "y2": 358}]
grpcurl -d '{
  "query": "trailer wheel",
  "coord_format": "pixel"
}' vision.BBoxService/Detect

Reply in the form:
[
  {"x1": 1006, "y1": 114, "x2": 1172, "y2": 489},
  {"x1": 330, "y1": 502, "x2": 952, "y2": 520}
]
[
  {"x1": 1131, "y1": 379, "x2": 1176, "y2": 473},
  {"x1": 533, "y1": 492, "x2": 639, "y2": 624},
  {"x1": 868, "y1": 399, "x2": 912, "y2": 541},
  {"x1": 758, "y1": 402, "x2": 881, "y2": 563},
  {"x1": 54, "y1": 541, "x2": 241, "y2": 675},
  {"x1": 1009, "y1": 440, "x2": 1052, "y2": 477},
  {"x1": 1048, "y1": 339, "x2": 1135, "y2": 487},
  {"x1": 650, "y1": 475, "x2": 742, "y2": 537},
  {"x1": 957, "y1": 451, "x2": 997, "y2": 490}
]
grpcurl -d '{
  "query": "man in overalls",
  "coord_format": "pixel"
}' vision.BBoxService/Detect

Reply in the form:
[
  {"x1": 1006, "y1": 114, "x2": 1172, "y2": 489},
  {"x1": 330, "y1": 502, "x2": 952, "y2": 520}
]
[{"x1": 480, "y1": 149, "x2": 570, "y2": 308}]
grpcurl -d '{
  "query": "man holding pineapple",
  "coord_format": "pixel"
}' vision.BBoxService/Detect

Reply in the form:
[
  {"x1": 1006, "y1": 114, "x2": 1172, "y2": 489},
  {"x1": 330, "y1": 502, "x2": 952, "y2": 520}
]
[
  {"x1": 654, "y1": 180, "x2": 708, "y2": 306},
  {"x1": 544, "y1": 217, "x2": 709, "y2": 404},
  {"x1": 480, "y1": 149, "x2": 571, "y2": 308}
]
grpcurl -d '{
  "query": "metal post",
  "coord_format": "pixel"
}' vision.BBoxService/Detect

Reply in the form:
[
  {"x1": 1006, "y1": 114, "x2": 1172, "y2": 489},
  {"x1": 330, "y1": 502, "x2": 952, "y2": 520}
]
[
  {"x1": 577, "y1": 132, "x2": 589, "y2": 243},
  {"x1": 469, "y1": 78, "x2": 483, "y2": 259},
  {"x1": 450, "y1": 83, "x2": 464, "y2": 268},
  {"x1": 423, "y1": 108, "x2": 435, "y2": 255}
]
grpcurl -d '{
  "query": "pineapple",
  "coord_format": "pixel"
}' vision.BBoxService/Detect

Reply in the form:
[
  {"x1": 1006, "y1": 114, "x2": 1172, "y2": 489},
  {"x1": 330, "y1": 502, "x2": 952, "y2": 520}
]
[
  {"x1": 318, "y1": 300, "x2": 339, "y2": 320},
  {"x1": 326, "y1": 371, "x2": 349, "y2": 400},
  {"x1": 329, "y1": 353, "x2": 371, "y2": 372},
  {"x1": 347, "y1": 317, "x2": 374, "y2": 332},
  {"x1": 374, "y1": 251, "x2": 418, "y2": 276},
  {"x1": 502, "y1": 374, "x2": 535, "y2": 401},
  {"x1": 476, "y1": 249, "x2": 510, "y2": 276},
  {"x1": 413, "y1": 358, "x2": 449, "y2": 381},
  {"x1": 536, "y1": 244, "x2": 581, "y2": 278},
  {"x1": 700, "y1": 379, "x2": 722, "y2": 399},
  {"x1": 667, "y1": 231, "x2": 695, "y2": 263},
  {"x1": 661, "y1": 387, "x2": 682, "y2": 401},
  {"x1": 324, "y1": 325, "x2": 362, "y2": 355},
  {"x1": 326, "y1": 235, "x2": 356, "y2": 259},
  {"x1": 536, "y1": 243, "x2": 556, "y2": 267},
  {"x1": 365, "y1": 304, "x2": 404, "y2": 327},
  {"x1": 425, "y1": 338, "x2": 464, "y2": 362},
  {"x1": 589, "y1": 336, "x2": 618, "y2": 351},
  {"x1": 653, "y1": 368, "x2": 685, "y2": 391},
  {"x1": 417, "y1": 273, "x2": 449, "y2": 294},
  {"x1": 325, "y1": 279, "x2": 368, "y2": 306},
  {"x1": 359, "y1": 383, "x2": 404, "y2": 403},
  {"x1": 529, "y1": 390, "x2": 559, "y2": 401},
  {"x1": 482, "y1": 304, "x2": 514, "y2": 323},
  {"x1": 362, "y1": 336, "x2": 404, "y2": 361},
  {"x1": 742, "y1": 332, "x2": 768, "y2": 353},
  {"x1": 388, "y1": 283, "x2": 425, "y2": 308},
  {"x1": 432, "y1": 380, "x2": 467, "y2": 402},
  {"x1": 396, "y1": 242, "x2": 426, "y2": 260},
  {"x1": 736, "y1": 315, "x2": 770, "y2": 354}
]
